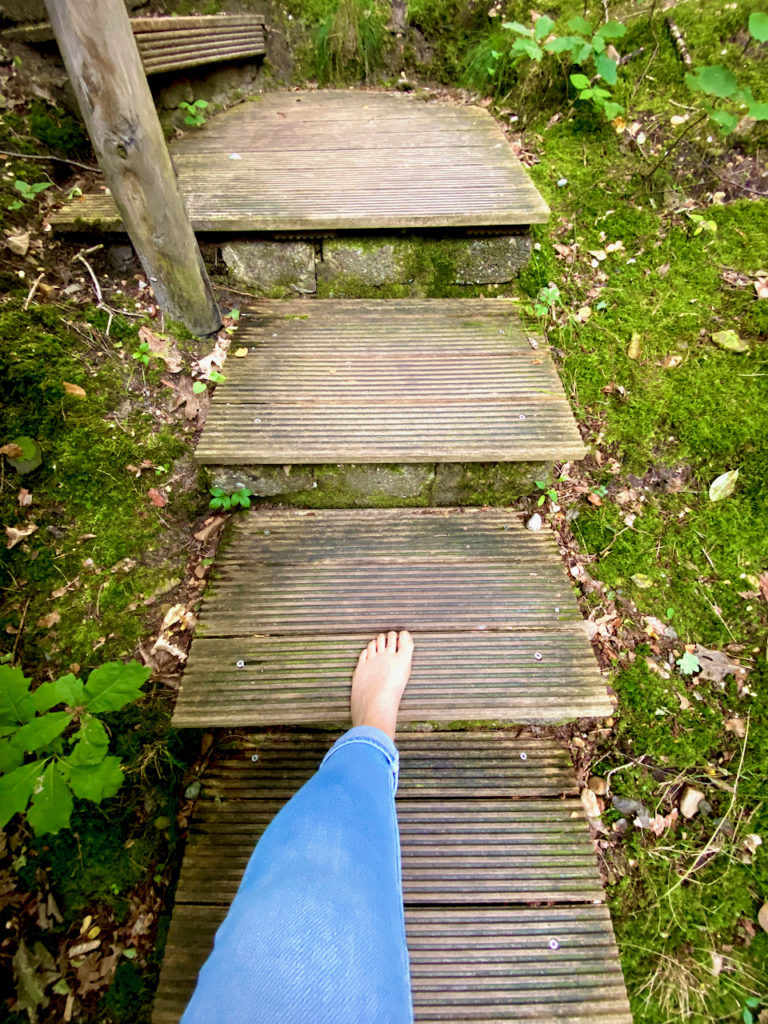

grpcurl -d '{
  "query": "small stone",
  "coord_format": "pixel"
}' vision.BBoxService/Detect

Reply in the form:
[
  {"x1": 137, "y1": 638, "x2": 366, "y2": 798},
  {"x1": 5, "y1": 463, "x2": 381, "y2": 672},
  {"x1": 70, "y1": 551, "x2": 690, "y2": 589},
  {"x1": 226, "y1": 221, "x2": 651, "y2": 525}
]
[
  {"x1": 612, "y1": 795, "x2": 650, "y2": 819},
  {"x1": 680, "y1": 786, "x2": 705, "y2": 819},
  {"x1": 571, "y1": 736, "x2": 585, "y2": 748},
  {"x1": 713, "y1": 816, "x2": 735, "y2": 837},
  {"x1": 725, "y1": 717, "x2": 746, "y2": 737},
  {"x1": 580, "y1": 788, "x2": 602, "y2": 818},
  {"x1": 184, "y1": 781, "x2": 201, "y2": 800},
  {"x1": 153, "y1": 816, "x2": 171, "y2": 830},
  {"x1": 613, "y1": 818, "x2": 629, "y2": 835},
  {"x1": 588, "y1": 776, "x2": 608, "y2": 796},
  {"x1": 758, "y1": 902, "x2": 768, "y2": 933},
  {"x1": 6, "y1": 231, "x2": 29, "y2": 256},
  {"x1": 525, "y1": 513, "x2": 542, "y2": 531},
  {"x1": 698, "y1": 800, "x2": 713, "y2": 818}
]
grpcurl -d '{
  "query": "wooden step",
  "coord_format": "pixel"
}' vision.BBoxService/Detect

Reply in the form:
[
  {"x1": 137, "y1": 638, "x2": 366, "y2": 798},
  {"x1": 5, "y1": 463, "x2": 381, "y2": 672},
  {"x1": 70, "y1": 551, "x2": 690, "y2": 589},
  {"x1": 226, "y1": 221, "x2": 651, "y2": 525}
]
[
  {"x1": 152, "y1": 732, "x2": 632, "y2": 1024},
  {"x1": 195, "y1": 299, "x2": 586, "y2": 466},
  {"x1": 175, "y1": 508, "x2": 611, "y2": 727},
  {"x1": 51, "y1": 90, "x2": 549, "y2": 232}
]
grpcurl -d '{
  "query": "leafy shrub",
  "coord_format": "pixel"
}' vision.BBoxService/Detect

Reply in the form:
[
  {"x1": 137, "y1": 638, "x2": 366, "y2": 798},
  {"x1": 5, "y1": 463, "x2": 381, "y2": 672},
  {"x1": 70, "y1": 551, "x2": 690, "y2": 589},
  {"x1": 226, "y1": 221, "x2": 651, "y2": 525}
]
[{"x1": 0, "y1": 661, "x2": 149, "y2": 835}]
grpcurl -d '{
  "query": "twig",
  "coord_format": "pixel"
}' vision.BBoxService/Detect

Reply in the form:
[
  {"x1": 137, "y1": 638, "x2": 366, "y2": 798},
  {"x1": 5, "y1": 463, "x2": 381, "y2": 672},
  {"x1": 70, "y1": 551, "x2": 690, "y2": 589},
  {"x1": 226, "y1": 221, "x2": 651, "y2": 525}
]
[
  {"x1": 666, "y1": 17, "x2": 692, "y2": 66},
  {"x1": 0, "y1": 149, "x2": 100, "y2": 173},
  {"x1": 23, "y1": 272, "x2": 45, "y2": 310},
  {"x1": 74, "y1": 247, "x2": 103, "y2": 303},
  {"x1": 643, "y1": 111, "x2": 708, "y2": 181},
  {"x1": 657, "y1": 715, "x2": 749, "y2": 904},
  {"x1": 11, "y1": 598, "x2": 31, "y2": 665},
  {"x1": 696, "y1": 156, "x2": 768, "y2": 197}
]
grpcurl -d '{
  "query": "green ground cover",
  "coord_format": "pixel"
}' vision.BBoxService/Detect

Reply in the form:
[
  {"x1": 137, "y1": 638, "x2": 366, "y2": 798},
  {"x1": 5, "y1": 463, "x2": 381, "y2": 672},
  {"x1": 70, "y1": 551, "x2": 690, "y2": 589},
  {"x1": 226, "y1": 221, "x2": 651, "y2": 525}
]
[{"x1": 1, "y1": 0, "x2": 767, "y2": 1020}]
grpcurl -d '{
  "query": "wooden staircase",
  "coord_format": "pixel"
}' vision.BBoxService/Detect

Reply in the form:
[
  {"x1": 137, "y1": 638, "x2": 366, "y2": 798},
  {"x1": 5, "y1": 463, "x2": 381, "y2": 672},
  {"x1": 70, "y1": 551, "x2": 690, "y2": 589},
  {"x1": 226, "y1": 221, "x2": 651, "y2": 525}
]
[{"x1": 86, "y1": 90, "x2": 631, "y2": 1022}]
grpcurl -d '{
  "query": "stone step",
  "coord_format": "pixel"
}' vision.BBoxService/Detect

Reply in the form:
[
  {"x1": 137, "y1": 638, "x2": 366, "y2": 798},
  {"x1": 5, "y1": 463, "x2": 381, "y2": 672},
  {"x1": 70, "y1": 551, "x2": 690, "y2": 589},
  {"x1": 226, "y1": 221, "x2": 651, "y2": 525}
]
[
  {"x1": 197, "y1": 298, "x2": 585, "y2": 506},
  {"x1": 152, "y1": 731, "x2": 632, "y2": 1024},
  {"x1": 174, "y1": 508, "x2": 612, "y2": 728}
]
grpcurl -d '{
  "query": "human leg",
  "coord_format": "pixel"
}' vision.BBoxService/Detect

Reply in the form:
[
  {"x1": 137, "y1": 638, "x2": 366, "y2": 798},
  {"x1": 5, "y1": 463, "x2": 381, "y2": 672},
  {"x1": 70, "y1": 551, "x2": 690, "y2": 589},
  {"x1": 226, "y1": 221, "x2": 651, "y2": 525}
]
[{"x1": 181, "y1": 631, "x2": 414, "y2": 1024}]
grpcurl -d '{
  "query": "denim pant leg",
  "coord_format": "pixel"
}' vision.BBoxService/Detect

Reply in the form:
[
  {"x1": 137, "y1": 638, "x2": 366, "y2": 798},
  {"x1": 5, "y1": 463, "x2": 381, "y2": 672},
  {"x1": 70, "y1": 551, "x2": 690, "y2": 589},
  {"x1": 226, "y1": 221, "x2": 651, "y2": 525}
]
[{"x1": 181, "y1": 726, "x2": 414, "y2": 1024}]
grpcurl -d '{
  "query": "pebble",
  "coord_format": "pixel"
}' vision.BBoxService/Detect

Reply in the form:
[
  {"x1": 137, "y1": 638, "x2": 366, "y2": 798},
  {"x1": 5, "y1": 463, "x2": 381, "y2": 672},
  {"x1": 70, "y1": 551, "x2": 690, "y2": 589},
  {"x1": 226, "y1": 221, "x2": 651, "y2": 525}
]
[
  {"x1": 680, "y1": 786, "x2": 705, "y2": 819},
  {"x1": 588, "y1": 776, "x2": 608, "y2": 796},
  {"x1": 758, "y1": 902, "x2": 768, "y2": 934},
  {"x1": 613, "y1": 818, "x2": 629, "y2": 835},
  {"x1": 184, "y1": 780, "x2": 201, "y2": 800},
  {"x1": 580, "y1": 788, "x2": 602, "y2": 818},
  {"x1": 612, "y1": 795, "x2": 650, "y2": 819},
  {"x1": 525, "y1": 512, "x2": 542, "y2": 531}
]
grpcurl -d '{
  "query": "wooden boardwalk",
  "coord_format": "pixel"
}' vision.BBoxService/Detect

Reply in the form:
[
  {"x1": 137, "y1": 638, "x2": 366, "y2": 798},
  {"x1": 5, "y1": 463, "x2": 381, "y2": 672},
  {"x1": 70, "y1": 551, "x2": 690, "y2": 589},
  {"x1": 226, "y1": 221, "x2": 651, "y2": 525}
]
[
  {"x1": 51, "y1": 90, "x2": 550, "y2": 232},
  {"x1": 152, "y1": 733, "x2": 632, "y2": 1024},
  {"x1": 195, "y1": 300, "x2": 586, "y2": 466},
  {"x1": 175, "y1": 508, "x2": 611, "y2": 727}
]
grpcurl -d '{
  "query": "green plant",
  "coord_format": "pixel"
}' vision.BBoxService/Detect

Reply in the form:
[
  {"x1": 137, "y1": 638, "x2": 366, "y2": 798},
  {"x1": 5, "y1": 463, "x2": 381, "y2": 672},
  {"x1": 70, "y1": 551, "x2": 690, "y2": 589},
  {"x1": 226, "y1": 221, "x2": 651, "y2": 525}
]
[
  {"x1": 685, "y1": 14, "x2": 768, "y2": 133},
  {"x1": 534, "y1": 479, "x2": 557, "y2": 506},
  {"x1": 498, "y1": 15, "x2": 626, "y2": 119},
  {"x1": 132, "y1": 340, "x2": 150, "y2": 366},
  {"x1": 742, "y1": 996, "x2": 764, "y2": 1024},
  {"x1": 209, "y1": 486, "x2": 253, "y2": 511},
  {"x1": 179, "y1": 99, "x2": 209, "y2": 127},
  {"x1": 7, "y1": 178, "x2": 52, "y2": 211},
  {"x1": 526, "y1": 282, "x2": 561, "y2": 322},
  {"x1": 314, "y1": 0, "x2": 389, "y2": 84},
  {"x1": 0, "y1": 661, "x2": 149, "y2": 835}
]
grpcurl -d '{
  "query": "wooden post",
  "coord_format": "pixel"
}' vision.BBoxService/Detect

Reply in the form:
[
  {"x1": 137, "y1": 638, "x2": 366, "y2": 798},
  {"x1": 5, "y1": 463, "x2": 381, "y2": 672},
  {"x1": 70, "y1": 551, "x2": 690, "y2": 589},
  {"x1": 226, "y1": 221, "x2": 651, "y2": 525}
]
[{"x1": 45, "y1": 0, "x2": 221, "y2": 336}]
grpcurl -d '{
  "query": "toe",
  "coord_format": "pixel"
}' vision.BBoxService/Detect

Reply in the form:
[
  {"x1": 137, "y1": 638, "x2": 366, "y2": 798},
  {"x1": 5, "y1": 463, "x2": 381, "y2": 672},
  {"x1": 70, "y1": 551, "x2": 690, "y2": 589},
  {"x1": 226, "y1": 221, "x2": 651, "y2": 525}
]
[
  {"x1": 358, "y1": 647, "x2": 368, "y2": 663},
  {"x1": 376, "y1": 633, "x2": 387, "y2": 653},
  {"x1": 397, "y1": 630, "x2": 414, "y2": 655},
  {"x1": 368, "y1": 639, "x2": 378, "y2": 658},
  {"x1": 387, "y1": 630, "x2": 398, "y2": 652}
]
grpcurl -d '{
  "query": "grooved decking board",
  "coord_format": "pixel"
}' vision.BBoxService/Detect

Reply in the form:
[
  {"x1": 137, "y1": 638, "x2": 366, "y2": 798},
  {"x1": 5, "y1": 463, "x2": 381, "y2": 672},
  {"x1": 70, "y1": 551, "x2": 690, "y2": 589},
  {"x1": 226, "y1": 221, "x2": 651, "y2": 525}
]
[
  {"x1": 52, "y1": 90, "x2": 550, "y2": 231},
  {"x1": 152, "y1": 734, "x2": 631, "y2": 1023},
  {"x1": 194, "y1": 299, "x2": 586, "y2": 465},
  {"x1": 175, "y1": 508, "x2": 610, "y2": 726},
  {"x1": 2, "y1": 14, "x2": 265, "y2": 73}
]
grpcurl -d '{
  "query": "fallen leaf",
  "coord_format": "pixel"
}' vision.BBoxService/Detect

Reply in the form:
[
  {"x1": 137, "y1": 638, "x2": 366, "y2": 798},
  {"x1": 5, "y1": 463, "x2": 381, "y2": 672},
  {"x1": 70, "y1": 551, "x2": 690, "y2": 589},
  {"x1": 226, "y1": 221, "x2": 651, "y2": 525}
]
[
  {"x1": 649, "y1": 808, "x2": 679, "y2": 835},
  {"x1": 580, "y1": 788, "x2": 602, "y2": 817},
  {"x1": 709, "y1": 469, "x2": 739, "y2": 502},
  {"x1": 233, "y1": 347, "x2": 248, "y2": 358},
  {"x1": 744, "y1": 833, "x2": 762, "y2": 854},
  {"x1": 171, "y1": 375, "x2": 209, "y2": 423},
  {"x1": 657, "y1": 262, "x2": 670, "y2": 278},
  {"x1": 758, "y1": 902, "x2": 768, "y2": 934},
  {"x1": 18, "y1": 488, "x2": 32, "y2": 507},
  {"x1": 575, "y1": 305, "x2": 592, "y2": 322},
  {"x1": 193, "y1": 516, "x2": 226, "y2": 543},
  {"x1": 5, "y1": 523, "x2": 38, "y2": 549},
  {"x1": 587, "y1": 492, "x2": 602, "y2": 506},
  {"x1": 147, "y1": 488, "x2": 166, "y2": 508},
  {"x1": 661, "y1": 354, "x2": 683, "y2": 368},
  {"x1": 712, "y1": 329, "x2": 749, "y2": 353},
  {"x1": 759, "y1": 572, "x2": 768, "y2": 604},
  {"x1": 0, "y1": 443, "x2": 24, "y2": 459},
  {"x1": 677, "y1": 692, "x2": 692, "y2": 710},
  {"x1": 37, "y1": 611, "x2": 60, "y2": 629},
  {"x1": 605, "y1": 240, "x2": 624, "y2": 254},
  {"x1": 139, "y1": 325, "x2": 183, "y2": 373},
  {"x1": 588, "y1": 249, "x2": 607, "y2": 262},
  {"x1": 62, "y1": 381, "x2": 86, "y2": 398},
  {"x1": 631, "y1": 573, "x2": 653, "y2": 589},
  {"x1": 725, "y1": 717, "x2": 746, "y2": 737},
  {"x1": 627, "y1": 333, "x2": 642, "y2": 360},
  {"x1": 680, "y1": 786, "x2": 705, "y2": 818},
  {"x1": 643, "y1": 615, "x2": 678, "y2": 640},
  {"x1": 695, "y1": 644, "x2": 742, "y2": 683},
  {"x1": 755, "y1": 276, "x2": 768, "y2": 300}
]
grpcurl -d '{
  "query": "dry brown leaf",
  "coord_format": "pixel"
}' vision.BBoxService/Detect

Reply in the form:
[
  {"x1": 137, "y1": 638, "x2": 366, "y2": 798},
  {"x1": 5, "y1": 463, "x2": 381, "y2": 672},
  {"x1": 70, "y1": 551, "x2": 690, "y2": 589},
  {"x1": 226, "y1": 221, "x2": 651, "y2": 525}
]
[
  {"x1": 37, "y1": 611, "x2": 61, "y2": 629},
  {"x1": 6, "y1": 230, "x2": 30, "y2": 256},
  {"x1": 0, "y1": 443, "x2": 24, "y2": 459},
  {"x1": 588, "y1": 249, "x2": 607, "y2": 262},
  {"x1": 759, "y1": 571, "x2": 768, "y2": 605},
  {"x1": 18, "y1": 488, "x2": 32, "y2": 507},
  {"x1": 233, "y1": 347, "x2": 249, "y2": 358},
  {"x1": 5, "y1": 523, "x2": 38, "y2": 549},
  {"x1": 628, "y1": 333, "x2": 642, "y2": 360},
  {"x1": 171, "y1": 375, "x2": 209, "y2": 423},
  {"x1": 139, "y1": 325, "x2": 183, "y2": 373},
  {"x1": 661, "y1": 354, "x2": 683, "y2": 368},
  {"x1": 147, "y1": 488, "x2": 166, "y2": 508},
  {"x1": 657, "y1": 262, "x2": 670, "y2": 278},
  {"x1": 587, "y1": 492, "x2": 603, "y2": 506},
  {"x1": 695, "y1": 644, "x2": 743, "y2": 683},
  {"x1": 755, "y1": 276, "x2": 768, "y2": 300},
  {"x1": 648, "y1": 808, "x2": 678, "y2": 835},
  {"x1": 193, "y1": 516, "x2": 226, "y2": 543},
  {"x1": 724, "y1": 717, "x2": 746, "y2": 738},
  {"x1": 62, "y1": 381, "x2": 86, "y2": 398}
]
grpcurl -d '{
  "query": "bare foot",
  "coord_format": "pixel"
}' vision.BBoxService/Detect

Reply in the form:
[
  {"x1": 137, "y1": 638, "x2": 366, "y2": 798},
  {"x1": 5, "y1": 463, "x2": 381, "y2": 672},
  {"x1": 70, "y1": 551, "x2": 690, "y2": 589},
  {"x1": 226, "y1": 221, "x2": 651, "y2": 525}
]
[{"x1": 351, "y1": 631, "x2": 413, "y2": 740}]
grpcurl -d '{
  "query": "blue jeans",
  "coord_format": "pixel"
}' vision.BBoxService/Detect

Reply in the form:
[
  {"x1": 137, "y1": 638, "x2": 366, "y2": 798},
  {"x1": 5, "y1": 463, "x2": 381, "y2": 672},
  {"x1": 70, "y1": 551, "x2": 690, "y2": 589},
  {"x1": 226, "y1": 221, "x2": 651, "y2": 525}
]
[{"x1": 181, "y1": 727, "x2": 414, "y2": 1024}]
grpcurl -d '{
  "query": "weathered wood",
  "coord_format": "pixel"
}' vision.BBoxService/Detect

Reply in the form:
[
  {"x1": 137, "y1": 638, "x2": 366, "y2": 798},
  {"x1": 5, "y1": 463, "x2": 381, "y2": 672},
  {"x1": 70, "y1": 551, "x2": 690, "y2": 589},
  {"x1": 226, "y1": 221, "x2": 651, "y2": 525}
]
[
  {"x1": 174, "y1": 508, "x2": 611, "y2": 727},
  {"x1": 151, "y1": 733, "x2": 632, "y2": 1023},
  {"x1": 194, "y1": 299, "x2": 586, "y2": 465},
  {"x1": 44, "y1": 0, "x2": 220, "y2": 335},
  {"x1": 52, "y1": 90, "x2": 551, "y2": 232}
]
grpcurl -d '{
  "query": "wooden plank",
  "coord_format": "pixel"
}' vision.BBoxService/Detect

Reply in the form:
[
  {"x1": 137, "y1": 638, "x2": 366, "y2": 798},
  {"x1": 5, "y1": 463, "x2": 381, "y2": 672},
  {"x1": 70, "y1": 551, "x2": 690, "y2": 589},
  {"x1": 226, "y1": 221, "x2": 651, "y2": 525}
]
[
  {"x1": 175, "y1": 508, "x2": 610, "y2": 727},
  {"x1": 194, "y1": 299, "x2": 586, "y2": 465},
  {"x1": 52, "y1": 89, "x2": 551, "y2": 232},
  {"x1": 151, "y1": 734, "x2": 631, "y2": 1023}
]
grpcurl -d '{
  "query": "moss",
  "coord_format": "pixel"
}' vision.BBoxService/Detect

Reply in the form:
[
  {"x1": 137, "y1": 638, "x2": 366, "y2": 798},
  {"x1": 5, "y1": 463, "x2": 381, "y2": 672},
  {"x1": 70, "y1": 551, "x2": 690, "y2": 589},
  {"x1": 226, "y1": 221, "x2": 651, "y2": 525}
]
[{"x1": 27, "y1": 101, "x2": 89, "y2": 158}]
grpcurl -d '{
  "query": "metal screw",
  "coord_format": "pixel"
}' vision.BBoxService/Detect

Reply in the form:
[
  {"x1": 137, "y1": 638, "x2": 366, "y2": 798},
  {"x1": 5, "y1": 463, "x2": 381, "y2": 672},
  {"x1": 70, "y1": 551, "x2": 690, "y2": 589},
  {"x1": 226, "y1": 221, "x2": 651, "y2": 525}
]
[
  {"x1": 520, "y1": 752, "x2": 528, "y2": 761},
  {"x1": 548, "y1": 938, "x2": 559, "y2": 950},
  {"x1": 498, "y1": 329, "x2": 505, "y2": 335},
  {"x1": 519, "y1": 413, "x2": 526, "y2": 420},
  {"x1": 264, "y1": 529, "x2": 270, "y2": 536},
  {"x1": 251, "y1": 754, "x2": 259, "y2": 763},
  {"x1": 534, "y1": 652, "x2": 543, "y2": 661},
  {"x1": 254, "y1": 418, "x2": 262, "y2": 424},
  {"x1": 236, "y1": 660, "x2": 245, "y2": 669},
  {"x1": 555, "y1": 607, "x2": 560, "y2": 614}
]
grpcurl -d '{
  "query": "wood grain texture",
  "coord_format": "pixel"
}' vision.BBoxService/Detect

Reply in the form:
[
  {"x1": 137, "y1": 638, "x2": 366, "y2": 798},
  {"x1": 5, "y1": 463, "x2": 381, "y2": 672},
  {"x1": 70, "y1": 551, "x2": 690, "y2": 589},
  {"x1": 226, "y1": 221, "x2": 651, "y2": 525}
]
[
  {"x1": 174, "y1": 508, "x2": 610, "y2": 727},
  {"x1": 151, "y1": 733, "x2": 631, "y2": 1024},
  {"x1": 195, "y1": 299, "x2": 586, "y2": 465},
  {"x1": 52, "y1": 90, "x2": 550, "y2": 231}
]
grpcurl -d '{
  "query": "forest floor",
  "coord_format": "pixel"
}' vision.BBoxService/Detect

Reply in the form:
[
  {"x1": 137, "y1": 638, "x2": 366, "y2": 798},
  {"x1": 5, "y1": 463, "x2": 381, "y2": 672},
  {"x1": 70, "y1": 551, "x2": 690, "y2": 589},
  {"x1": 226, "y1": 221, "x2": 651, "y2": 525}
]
[{"x1": 1, "y1": 0, "x2": 767, "y2": 1021}]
